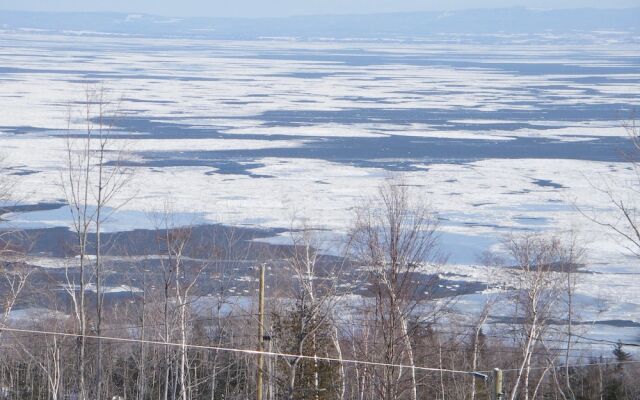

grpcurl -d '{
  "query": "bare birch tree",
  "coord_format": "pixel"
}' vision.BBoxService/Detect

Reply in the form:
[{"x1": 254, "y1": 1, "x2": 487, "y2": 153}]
[
  {"x1": 579, "y1": 119, "x2": 640, "y2": 258},
  {"x1": 151, "y1": 209, "x2": 212, "y2": 400},
  {"x1": 270, "y1": 221, "x2": 345, "y2": 400},
  {"x1": 60, "y1": 85, "x2": 132, "y2": 399},
  {"x1": 349, "y1": 176, "x2": 445, "y2": 400},
  {"x1": 504, "y1": 233, "x2": 583, "y2": 400}
]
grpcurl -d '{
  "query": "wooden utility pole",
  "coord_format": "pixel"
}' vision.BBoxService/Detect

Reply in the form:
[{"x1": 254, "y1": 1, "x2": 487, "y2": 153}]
[
  {"x1": 257, "y1": 264, "x2": 266, "y2": 400},
  {"x1": 493, "y1": 368, "x2": 503, "y2": 400}
]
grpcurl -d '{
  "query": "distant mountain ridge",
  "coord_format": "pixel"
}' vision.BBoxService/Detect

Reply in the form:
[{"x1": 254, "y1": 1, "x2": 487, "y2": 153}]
[{"x1": 0, "y1": 8, "x2": 638, "y2": 39}]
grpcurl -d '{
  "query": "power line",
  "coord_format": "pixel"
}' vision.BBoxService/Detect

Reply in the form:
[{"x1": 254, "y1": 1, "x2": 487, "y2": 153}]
[
  {"x1": 3, "y1": 329, "x2": 600, "y2": 362},
  {"x1": 565, "y1": 332, "x2": 640, "y2": 348},
  {"x1": 332, "y1": 316, "x2": 633, "y2": 352},
  {"x1": 3, "y1": 326, "x2": 637, "y2": 377},
  {"x1": 0, "y1": 326, "x2": 485, "y2": 376},
  {"x1": 28, "y1": 312, "x2": 626, "y2": 362},
  {"x1": 94, "y1": 319, "x2": 611, "y2": 359},
  {"x1": 501, "y1": 359, "x2": 640, "y2": 373}
]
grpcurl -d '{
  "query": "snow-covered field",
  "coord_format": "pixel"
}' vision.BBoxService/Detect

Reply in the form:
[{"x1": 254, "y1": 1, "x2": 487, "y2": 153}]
[{"x1": 1, "y1": 31, "x2": 639, "y2": 348}]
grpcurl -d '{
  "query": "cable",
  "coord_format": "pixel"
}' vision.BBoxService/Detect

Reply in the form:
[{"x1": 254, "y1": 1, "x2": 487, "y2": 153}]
[
  {"x1": 0, "y1": 326, "x2": 485, "y2": 376},
  {"x1": 501, "y1": 359, "x2": 640, "y2": 373},
  {"x1": 3, "y1": 327, "x2": 636, "y2": 376},
  {"x1": 94, "y1": 321, "x2": 606, "y2": 360},
  {"x1": 53, "y1": 313, "x2": 628, "y2": 361},
  {"x1": 565, "y1": 332, "x2": 640, "y2": 348}
]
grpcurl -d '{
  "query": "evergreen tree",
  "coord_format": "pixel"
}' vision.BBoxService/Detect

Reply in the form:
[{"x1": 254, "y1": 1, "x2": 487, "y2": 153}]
[{"x1": 612, "y1": 341, "x2": 632, "y2": 364}]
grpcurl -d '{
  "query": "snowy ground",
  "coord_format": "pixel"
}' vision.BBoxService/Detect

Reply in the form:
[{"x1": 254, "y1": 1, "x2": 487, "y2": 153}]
[{"x1": 1, "y1": 31, "x2": 639, "y2": 348}]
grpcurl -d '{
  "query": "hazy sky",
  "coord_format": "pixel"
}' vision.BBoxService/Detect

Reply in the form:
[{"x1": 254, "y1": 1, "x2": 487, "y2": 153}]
[{"x1": 1, "y1": 0, "x2": 638, "y2": 18}]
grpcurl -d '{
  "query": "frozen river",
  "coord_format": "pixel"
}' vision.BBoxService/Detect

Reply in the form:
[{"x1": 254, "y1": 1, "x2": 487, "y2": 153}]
[{"x1": 1, "y1": 30, "x2": 639, "y2": 348}]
